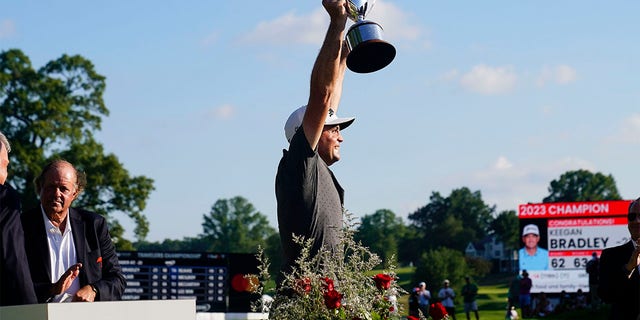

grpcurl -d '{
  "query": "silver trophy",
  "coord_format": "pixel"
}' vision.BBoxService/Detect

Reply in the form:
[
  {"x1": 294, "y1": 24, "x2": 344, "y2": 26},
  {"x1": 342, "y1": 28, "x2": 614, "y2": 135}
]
[{"x1": 345, "y1": 0, "x2": 396, "y2": 73}]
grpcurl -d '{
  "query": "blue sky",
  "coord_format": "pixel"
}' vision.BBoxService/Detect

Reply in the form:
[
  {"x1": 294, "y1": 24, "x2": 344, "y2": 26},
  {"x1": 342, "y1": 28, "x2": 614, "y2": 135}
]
[{"x1": 2, "y1": 1, "x2": 639, "y2": 241}]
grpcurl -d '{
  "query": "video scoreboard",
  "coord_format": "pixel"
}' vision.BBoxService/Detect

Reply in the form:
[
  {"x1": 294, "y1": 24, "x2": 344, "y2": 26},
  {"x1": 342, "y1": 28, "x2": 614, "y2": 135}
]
[
  {"x1": 117, "y1": 251, "x2": 259, "y2": 312},
  {"x1": 518, "y1": 200, "x2": 632, "y2": 293}
]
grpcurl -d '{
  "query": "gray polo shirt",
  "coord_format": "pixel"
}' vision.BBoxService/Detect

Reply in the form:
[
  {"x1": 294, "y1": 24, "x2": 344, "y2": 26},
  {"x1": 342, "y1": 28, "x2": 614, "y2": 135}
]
[{"x1": 275, "y1": 127, "x2": 344, "y2": 280}]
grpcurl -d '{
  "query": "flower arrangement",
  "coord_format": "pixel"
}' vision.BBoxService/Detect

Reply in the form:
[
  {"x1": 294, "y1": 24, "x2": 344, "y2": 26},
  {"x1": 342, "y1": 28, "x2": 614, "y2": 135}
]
[
  {"x1": 252, "y1": 212, "x2": 406, "y2": 320},
  {"x1": 428, "y1": 302, "x2": 449, "y2": 320}
]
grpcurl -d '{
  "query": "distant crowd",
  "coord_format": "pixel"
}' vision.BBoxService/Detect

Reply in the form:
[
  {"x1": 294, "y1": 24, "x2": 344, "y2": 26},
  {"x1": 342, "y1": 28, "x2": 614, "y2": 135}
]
[{"x1": 505, "y1": 251, "x2": 605, "y2": 319}]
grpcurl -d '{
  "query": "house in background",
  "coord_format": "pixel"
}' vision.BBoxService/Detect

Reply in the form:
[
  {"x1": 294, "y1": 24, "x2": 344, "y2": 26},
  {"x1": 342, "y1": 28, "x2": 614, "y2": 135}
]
[{"x1": 465, "y1": 235, "x2": 517, "y2": 273}]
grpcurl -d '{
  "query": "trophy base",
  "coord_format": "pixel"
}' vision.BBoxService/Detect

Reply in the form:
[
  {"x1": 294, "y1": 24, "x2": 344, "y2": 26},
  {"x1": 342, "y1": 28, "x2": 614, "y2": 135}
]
[
  {"x1": 346, "y1": 21, "x2": 396, "y2": 73},
  {"x1": 347, "y1": 40, "x2": 396, "y2": 73}
]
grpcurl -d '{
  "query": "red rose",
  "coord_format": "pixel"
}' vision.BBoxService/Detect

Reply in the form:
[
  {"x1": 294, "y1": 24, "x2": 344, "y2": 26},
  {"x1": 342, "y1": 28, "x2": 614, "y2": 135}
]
[
  {"x1": 295, "y1": 277, "x2": 311, "y2": 294},
  {"x1": 429, "y1": 302, "x2": 449, "y2": 320},
  {"x1": 323, "y1": 288, "x2": 343, "y2": 309},
  {"x1": 373, "y1": 273, "x2": 392, "y2": 290},
  {"x1": 322, "y1": 277, "x2": 335, "y2": 291}
]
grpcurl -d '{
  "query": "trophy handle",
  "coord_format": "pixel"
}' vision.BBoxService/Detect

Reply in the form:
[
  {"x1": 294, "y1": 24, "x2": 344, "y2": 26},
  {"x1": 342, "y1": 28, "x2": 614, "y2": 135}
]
[{"x1": 347, "y1": 0, "x2": 375, "y2": 22}]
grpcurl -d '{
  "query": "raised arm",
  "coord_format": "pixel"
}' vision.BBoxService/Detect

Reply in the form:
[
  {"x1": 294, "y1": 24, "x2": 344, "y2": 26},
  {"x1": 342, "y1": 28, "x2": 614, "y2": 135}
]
[{"x1": 302, "y1": 0, "x2": 349, "y2": 150}]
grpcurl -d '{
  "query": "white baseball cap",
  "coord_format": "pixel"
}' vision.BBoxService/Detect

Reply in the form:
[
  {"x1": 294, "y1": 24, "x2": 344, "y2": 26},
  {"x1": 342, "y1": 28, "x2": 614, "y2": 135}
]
[
  {"x1": 522, "y1": 224, "x2": 540, "y2": 236},
  {"x1": 284, "y1": 105, "x2": 355, "y2": 142}
]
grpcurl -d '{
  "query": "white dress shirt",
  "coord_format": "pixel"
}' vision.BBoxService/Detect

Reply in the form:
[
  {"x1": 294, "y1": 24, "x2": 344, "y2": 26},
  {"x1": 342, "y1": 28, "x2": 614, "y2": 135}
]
[{"x1": 41, "y1": 206, "x2": 80, "y2": 300}]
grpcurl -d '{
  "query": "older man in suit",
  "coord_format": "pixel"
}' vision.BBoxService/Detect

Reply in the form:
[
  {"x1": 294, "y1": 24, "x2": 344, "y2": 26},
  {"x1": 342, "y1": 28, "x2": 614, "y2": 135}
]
[
  {"x1": 0, "y1": 131, "x2": 37, "y2": 306},
  {"x1": 21, "y1": 159, "x2": 125, "y2": 302},
  {"x1": 598, "y1": 197, "x2": 640, "y2": 320}
]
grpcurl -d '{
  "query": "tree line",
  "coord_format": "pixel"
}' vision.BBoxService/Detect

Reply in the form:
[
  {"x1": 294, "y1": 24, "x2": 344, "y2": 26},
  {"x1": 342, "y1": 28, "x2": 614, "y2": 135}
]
[
  {"x1": 136, "y1": 169, "x2": 621, "y2": 287},
  {"x1": 1, "y1": 49, "x2": 625, "y2": 289}
]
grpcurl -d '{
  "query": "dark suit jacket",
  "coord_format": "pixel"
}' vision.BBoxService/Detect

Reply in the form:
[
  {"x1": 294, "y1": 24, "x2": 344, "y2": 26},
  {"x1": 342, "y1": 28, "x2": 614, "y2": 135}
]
[
  {"x1": 21, "y1": 207, "x2": 126, "y2": 302},
  {"x1": 598, "y1": 241, "x2": 640, "y2": 320},
  {"x1": 0, "y1": 184, "x2": 37, "y2": 306}
]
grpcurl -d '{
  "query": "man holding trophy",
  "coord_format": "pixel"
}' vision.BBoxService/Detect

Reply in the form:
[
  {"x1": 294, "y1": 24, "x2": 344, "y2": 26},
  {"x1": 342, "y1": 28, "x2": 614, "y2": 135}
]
[
  {"x1": 276, "y1": 0, "x2": 394, "y2": 286},
  {"x1": 276, "y1": 0, "x2": 354, "y2": 285}
]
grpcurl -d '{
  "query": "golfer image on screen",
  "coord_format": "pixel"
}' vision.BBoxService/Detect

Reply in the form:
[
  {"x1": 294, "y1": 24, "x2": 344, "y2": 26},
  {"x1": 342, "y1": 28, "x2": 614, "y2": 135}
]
[{"x1": 519, "y1": 224, "x2": 549, "y2": 270}]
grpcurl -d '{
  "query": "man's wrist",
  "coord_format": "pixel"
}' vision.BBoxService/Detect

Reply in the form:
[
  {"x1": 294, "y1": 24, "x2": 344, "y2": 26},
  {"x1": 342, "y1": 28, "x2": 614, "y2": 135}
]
[
  {"x1": 90, "y1": 284, "x2": 98, "y2": 296},
  {"x1": 623, "y1": 265, "x2": 635, "y2": 278}
]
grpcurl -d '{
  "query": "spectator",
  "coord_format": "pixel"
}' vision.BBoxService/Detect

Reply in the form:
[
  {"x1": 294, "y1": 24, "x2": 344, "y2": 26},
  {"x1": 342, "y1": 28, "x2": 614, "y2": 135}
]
[
  {"x1": 533, "y1": 292, "x2": 553, "y2": 317},
  {"x1": 519, "y1": 270, "x2": 532, "y2": 318},
  {"x1": 461, "y1": 276, "x2": 479, "y2": 320},
  {"x1": 555, "y1": 290, "x2": 575, "y2": 313},
  {"x1": 507, "y1": 273, "x2": 521, "y2": 311},
  {"x1": 21, "y1": 160, "x2": 125, "y2": 302},
  {"x1": 438, "y1": 279, "x2": 457, "y2": 320},
  {"x1": 574, "y1": 289, "x2": 587, "y2": 309},
  {"x1": 408, "y1": 286, "x2": 420, "y2": 317},
  {"x1": 417, "y1": 281, "x2": 431, "y2": 316},
  {"x1": 0, "y1": 131, "x2": 37, "y2": 306},
  {"x1": 597, "y1": 197, "x2": 640, "y2": 320},
  {"x1": 585, "y1": 252, "x2": 600, "y2": 309}
]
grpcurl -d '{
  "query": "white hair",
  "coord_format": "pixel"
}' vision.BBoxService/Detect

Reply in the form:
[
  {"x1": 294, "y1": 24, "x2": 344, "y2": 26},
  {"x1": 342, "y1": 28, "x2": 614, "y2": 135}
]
[{"x1": 0, "y1": 131, "x2": 10, "y2": 153}]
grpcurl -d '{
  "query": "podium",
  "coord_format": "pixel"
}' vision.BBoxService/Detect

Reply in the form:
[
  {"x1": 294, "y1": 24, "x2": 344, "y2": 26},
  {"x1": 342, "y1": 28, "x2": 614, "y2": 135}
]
[{"x1": 0, "y1": 299, "x2": 195, "y2": 320}]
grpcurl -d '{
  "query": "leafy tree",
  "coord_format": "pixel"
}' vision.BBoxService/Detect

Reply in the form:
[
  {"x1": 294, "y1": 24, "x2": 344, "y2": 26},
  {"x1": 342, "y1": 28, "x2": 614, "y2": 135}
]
[
  {"x1": 490, "y1": 210, "x2": 520, "y2": 251},
  {"x1": 0, "y1": 49, "x2": 154, "y2": 246},
  {"x1": 408, "y1": 187, "x2": 495, "y2": 253},
  {"x1": 263, "y1": 232, "x2": 282, "y2": 277},
  {"x1": 465, "y1": 256, "x2": 492, "y2": 279},
  {"x1": 201, "y1": 196, "x2": 276, "y2": 253},
  {"x1": 412, "y1": 247, "x2": 471, "y2": 294},
  {"x1": 355, "y1": 209, "x2": 406, "y2": 265},
  {"x1": 135, "y1": 237, "x2": 211, "y2": 252},
  {"x1": 397, "y1": 225, "x2": 421, "y2": 266},
  {"x1": 543, "y1": 169, "x2": 621, "y2": 203}
]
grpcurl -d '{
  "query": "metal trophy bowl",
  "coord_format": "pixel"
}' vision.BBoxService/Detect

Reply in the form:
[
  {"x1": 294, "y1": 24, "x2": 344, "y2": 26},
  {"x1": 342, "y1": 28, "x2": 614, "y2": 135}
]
[{"x1": 345, "y1": 0, "x2": 396, "y2": 73}]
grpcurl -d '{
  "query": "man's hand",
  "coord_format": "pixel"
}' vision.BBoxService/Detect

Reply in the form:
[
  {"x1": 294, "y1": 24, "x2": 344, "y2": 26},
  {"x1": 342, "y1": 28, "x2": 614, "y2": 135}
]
[
  {"x1": 51, "y1": 263, "x2": 82, "y2": 295},
  {"x1": 73, "y1": 285, "x2": 97, "y2": 302},
  {"x1": 626, "y1": 237, "x2": 640, "y2": 275},
  {"x1": 323, "y1": 0, "x2": 348, "y2": 27}
]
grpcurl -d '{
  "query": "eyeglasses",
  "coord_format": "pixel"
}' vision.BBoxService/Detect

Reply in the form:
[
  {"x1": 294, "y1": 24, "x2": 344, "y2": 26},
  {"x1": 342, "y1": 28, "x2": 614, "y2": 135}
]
[{"x1": 628, "y1": 211, "x2": 640, "y2": 222}]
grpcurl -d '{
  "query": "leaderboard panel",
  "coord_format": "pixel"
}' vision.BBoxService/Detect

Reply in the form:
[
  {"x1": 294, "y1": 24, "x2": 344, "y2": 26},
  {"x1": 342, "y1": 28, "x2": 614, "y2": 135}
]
[
  {"x1": 518, "y1": 200, "x2": 632, "y2": 293},
  {"x1": 117, "y1": 251, "x2": 256, "y2": 312}
]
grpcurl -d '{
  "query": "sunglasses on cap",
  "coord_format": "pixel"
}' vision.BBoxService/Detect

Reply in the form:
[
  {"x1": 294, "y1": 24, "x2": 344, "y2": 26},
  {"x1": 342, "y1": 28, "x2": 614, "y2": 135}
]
[{"x1": 628, "y1": 211, "x2": 640, "y2": 222}]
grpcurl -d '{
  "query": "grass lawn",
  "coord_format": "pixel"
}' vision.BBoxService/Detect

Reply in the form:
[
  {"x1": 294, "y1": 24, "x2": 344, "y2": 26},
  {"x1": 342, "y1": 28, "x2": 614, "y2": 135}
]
[
  {"x1": 392, "y1": 269, "x2": 610, "y2": 320},
  {"x1": 392, "y1": 268, "x2": 510, "y2": 319},
  {"x1": 263, "y1": 266, "x2": 610, "y2": 319}
]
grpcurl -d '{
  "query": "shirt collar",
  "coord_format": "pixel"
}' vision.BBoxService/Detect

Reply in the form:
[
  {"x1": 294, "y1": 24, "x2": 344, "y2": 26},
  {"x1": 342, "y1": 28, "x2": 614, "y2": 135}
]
[{"x1": 40, "y1": 205, "x2": 71, "y2": 235}]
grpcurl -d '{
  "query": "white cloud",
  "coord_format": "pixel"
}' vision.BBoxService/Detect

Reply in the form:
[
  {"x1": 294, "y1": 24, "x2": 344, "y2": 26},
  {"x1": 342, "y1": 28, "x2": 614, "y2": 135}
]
[
  {"x1": 493, "y1": 156, "x2": 513, "y2": 170},
  {"x1": 238, "y1": 8, "x2": 326, "y2": 45},
  {"x1": 441, "y1": 156, "x2": 596, "y2": 212},
  {"x1": 200, "y1": 31, "x2": 219, "y2": 47},
  {"x1": 207, "y1": 104, "x2": 235, "y2": 120},
  {"x1": 366, "y1": 1, "x2": 423, "y2": 44},
  {"x1": 609, "y1": 113, "x2": 640, "y2": 144},
  {"x1": 459, "y1": 64, "x2": 517, "y2": 95},
  {"x1": 238, "y1": 1, "x2": 425, "y2": 47},
  {"x1": 440, "y1": 69, "x2": 459, "y2": 82},
  {"x1": 555, "y1": 65, "x2": 577, "y2": 84},
  {"x1": 536, "y1": 64, "x2": 577, "y2": 87},
  {"x1": 0, "y1": 20, "x2": 16, "y2": 39}
]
